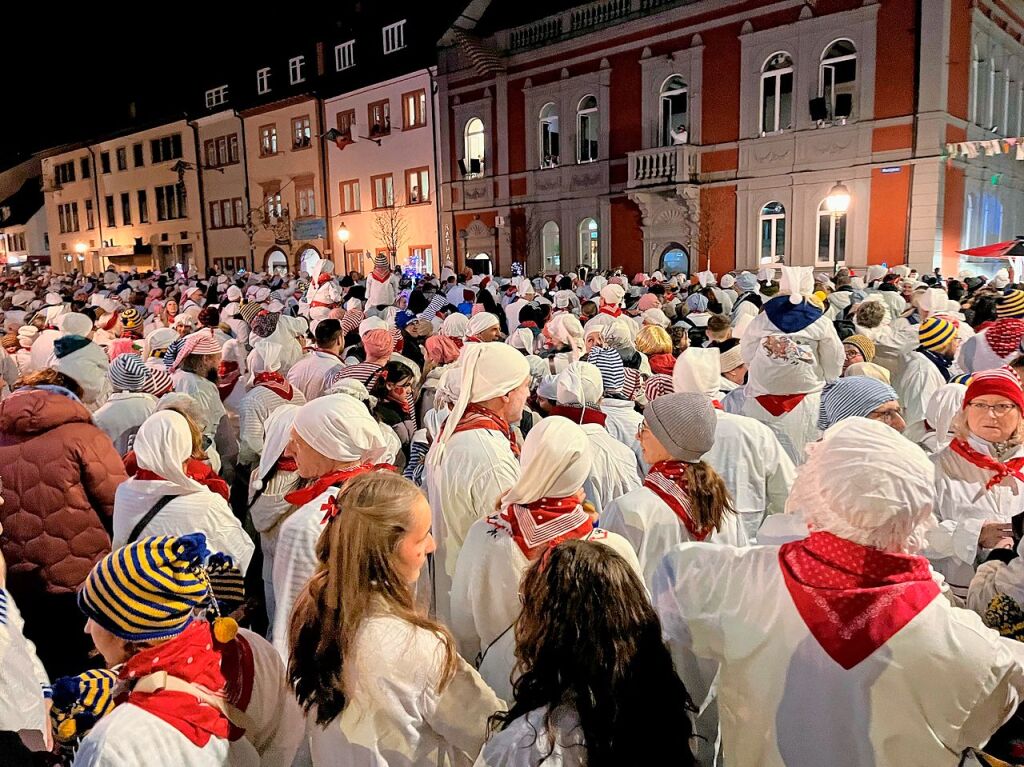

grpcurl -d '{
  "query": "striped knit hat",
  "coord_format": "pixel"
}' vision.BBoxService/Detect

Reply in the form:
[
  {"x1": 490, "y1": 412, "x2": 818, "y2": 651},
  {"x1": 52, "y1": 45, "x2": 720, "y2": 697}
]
[
  {"x1": 997, "y1": 290, "x2": 1024, "y2": 319},
  {"x1": 119, "y1": 307, "x2": 143, "y2": 330},
  {"x1": 78, "y1": 534, "x2": 213, "y2": 641},
  {"x1": 586, "y1": 346, "x2": 626, "y2": 394},
  {"x1": 108, "y1": 353, "x2": 148, "y2": 392},
  {"x1": 206, "y1": 553, "x2": 245, "y2": 615},
  {"x1": 51, "y1": 669, "x2": 118, "y2": 744},
  {"x1": 949, "y1": 373, "x2": 974, "y2": 386},
  {"x1": 240, "y1": 302, "x2": 264, "y2": 326},
  {"x1": 818, "y1": 377, "x2": 899, "y2": 430},
  {"x1": 843, "y1": 334, "x2": 876, "y2": 362},
  {"x1": 142, "y1": 367, "x2": 174, "y2": 396},
  {"x1": 919, "y1": 317, "x2": 956, "y2": 351},
  {"x1": 170, "y1": 328, "x2": 222, "y2": 371},
  {"x1": 644, "y1": 373, "x2": 675, "y2": 403},
  {"x1": 963, "y1": 368, "x2": 1024, "y2": 412}
]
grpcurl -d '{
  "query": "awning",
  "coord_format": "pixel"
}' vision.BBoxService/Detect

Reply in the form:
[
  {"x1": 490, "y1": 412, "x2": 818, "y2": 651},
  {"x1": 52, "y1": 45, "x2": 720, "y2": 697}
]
[{"x1": 956, "y1": 238, "x2": 1024, "y2": 258}]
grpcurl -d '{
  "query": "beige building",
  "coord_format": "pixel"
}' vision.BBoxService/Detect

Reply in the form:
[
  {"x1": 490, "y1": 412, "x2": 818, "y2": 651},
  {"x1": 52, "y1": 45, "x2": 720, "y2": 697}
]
[
  {"x1": 240, "y1": 95, "x2": 330, "y2": 275},
  {"x1": 324, "y1": 69, "x2": 440, "y2": 275},
  {"x1": 42, "y1": 120, "x2": 206, "y2": 274},
  {"x1": 192, "y1": 110, "x2": 250, "y2": 273},
  {"x1": 0, "y1": 177, "x2": 50, "y2": 270}
]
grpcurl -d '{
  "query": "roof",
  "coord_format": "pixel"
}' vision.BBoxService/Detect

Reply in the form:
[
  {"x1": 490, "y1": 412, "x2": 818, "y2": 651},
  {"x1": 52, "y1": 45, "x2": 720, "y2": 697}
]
[{"x1": 0, "y1": 177, "x2": 43, "y2": 228}]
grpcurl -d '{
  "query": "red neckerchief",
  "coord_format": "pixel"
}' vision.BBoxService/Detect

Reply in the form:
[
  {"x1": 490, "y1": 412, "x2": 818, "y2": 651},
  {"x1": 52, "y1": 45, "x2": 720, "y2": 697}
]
[
  {"x1": 452, "y1": 403, "x2": 520, "y2": 458},
  {"x1": 370, "y1": 268, "x2": 390, "y2": 283},
  {"x1": 779, "y1": 531, "x2": 940, "y2": 669},
  {"x1": 283, "y1": 463, "x2": 397, "y2": 509},
  {"x1": 99, "y1": 312, "x2": 120, "y2": 331},
  {"x1": 120, "y1": 622, "x2": 252, "y2": 747},
  {"x1": 134, "y1": 465, "x2": 230, "y2": 501},
  {"x1": 549, "y1": 404, "x2": 608, "y2": 427},
  {"x1": 985, "y1": 318, "x2": 1024, "y2": 358},
  {"x1": 217, "y1": 360, "x2": 240, "y2": 401},
  {"x1": 253, "y1": 370, "x2": 293, "y2": 401},
  {"x1": 497, "y1": 497, "x2": 593, "y2": 557},
  {"x1": 755, "y1": 393, "x2": 807, "y2": 416},
  {"x1": 950, "y1": 438, "x2": 1024, "y2": 490},
  {"x1": 519, "y1": 321, "x2": 538, "y2": 330},
  {"x1": 599, "y1": 306, "x2": 623, "y2": 318},
  {"x1": 712, "y1": 400, "x2": 723, "y2": 410},
  {"x1": 317, "y1": 273, "x2": 332, "y2": 286},
  {"x1": 465, "y1": 336, "x2": 483, "y2": 343},
  {"x1": 643, "y1": 460, "x2": 709, "y2": 541},
  {"x1": 648, "y1": 353, "x2": 676, "y2": 376}
]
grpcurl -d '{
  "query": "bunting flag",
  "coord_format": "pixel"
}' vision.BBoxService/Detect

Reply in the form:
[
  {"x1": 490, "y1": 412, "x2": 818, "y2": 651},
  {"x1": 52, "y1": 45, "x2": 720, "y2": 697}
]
[{"x1": 946, "y1": 136, "x2": 1023, "y2": 160}]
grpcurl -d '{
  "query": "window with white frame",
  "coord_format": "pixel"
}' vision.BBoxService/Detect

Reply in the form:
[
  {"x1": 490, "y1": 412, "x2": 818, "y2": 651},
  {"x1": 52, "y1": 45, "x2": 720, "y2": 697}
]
[
  {"x1": 759, "y1": 202, "x2": 786, "y2": 263},
  {"x1": 660, "y1": 76, "x2": 689, "y2": 146},
  {"x1": 292, "y1": 116, "x2": 312, "y2": 149},
  {"x1": 970, "y1": 46, "x2": 980, "y2": 125},
  {"x1": 816, "y1": 199, "x2": 846, "y2": 264},
  {"x1": 987, "y1": 58, "x2": 997, "y2": 129},
  {"x1": 982, "y1": 192, "x2": 1003, "y2": 244},
  {"x1": 206, "y1": 85, "x2": 228, "y2": 109},
  {"x1": 578, "y1": 218, "x2": 598, "y2": 270},
  {"x1": 1017, "y1": 83, "x2": 1023, "y2": 137},
  {"x1": 1001, "y1": 71, "x2": 1011, "y2": 135},
  {"x1": 335, "y1": 40, "x2": 355, "y2": 71},
  {"x1": 760, "y1": 52, "x2": 794, "y2": 134},
  {"x1": 539, "y1": 102, "x2": 560, "y2": 168},
  {"x1": 542, "y1": 221, "x2": 560, "y2": 272},
  {"x1": 464, "y1": 118, "x2": 485, "y2": 176},
  {"x1": 963, "y1": 192, "x2": 977, "y2": 249},
  {"x1": 577, "y1": 95, "x2": 598, "y2": 163},
  {"x1": 265, "y1": 191, "x2": 282, "y2": 218},
  {"x1": 289, "y1": 56, "x2": 305, "y2": 85},
  {"x1": 819, "y1": 40, "x2": 857, "y2": 120},
  {"x1": 383, "y1": 20, "x2": 406, "y2": 54},
  {"x1": 257, "y1": 67, "x2": 271, "y2": 95}
]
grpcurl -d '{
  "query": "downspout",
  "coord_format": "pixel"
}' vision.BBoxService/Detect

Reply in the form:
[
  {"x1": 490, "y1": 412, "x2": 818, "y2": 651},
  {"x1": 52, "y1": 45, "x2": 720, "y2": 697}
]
[
  {"x1": 428, "y1": 66, "x2": 444, "y2": 276},
  {"x1": 188, "y1": 118, "x2": 212, "y2": 274},
  {"x1": 903, "y1": 0, "x2": 923, "y2": 269}
]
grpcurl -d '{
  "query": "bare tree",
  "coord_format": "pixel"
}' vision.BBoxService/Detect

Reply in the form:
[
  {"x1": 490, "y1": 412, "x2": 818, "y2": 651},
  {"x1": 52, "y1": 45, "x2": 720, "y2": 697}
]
[
  {"x1": 695, "y1": 193, "x2": 723, "y2": 273},
  {"x1": 372, "y1": 197, "x2": 409, "y2": 263}
]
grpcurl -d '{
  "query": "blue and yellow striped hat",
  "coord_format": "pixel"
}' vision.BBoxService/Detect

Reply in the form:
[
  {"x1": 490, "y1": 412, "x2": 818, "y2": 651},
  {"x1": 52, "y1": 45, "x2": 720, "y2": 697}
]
[
  {"x1": 77, "y1": 534, "x2": 212, "y2": 642},
  {"x1": 919, "y1": 317, "x2": 956, "y2": 351},
  {"x1": 997, "y1": 290, "x2": 1024, "y2": 319},
  {"x1": 949, "y1": 373, "x2": 974, "y2": 386},
  {"x1": 51, "y1": 669, "x2": 118, "y2": 743}
]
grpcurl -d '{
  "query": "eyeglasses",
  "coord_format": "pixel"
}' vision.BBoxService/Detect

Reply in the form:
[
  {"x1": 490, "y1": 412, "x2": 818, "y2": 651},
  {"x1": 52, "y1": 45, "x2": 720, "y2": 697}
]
[
  {"x1": 636, "y1": 421, "x2": 648, "y2": 439},
  {"x1": 844, "y1": 348, "x2": 865, "y2": 359},
  {"x1": 967, "y1": 402, "x2": 1019, "y2": 417},
  {"x1": 868, "y1": 406, "x2": 905, "y2": 427}
]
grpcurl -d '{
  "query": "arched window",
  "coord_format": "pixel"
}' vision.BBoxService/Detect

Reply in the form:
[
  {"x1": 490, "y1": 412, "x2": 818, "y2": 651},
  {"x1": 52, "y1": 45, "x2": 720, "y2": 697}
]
[
  {"x1": 578, "y1": 218, "x2": 598, "y2": 270},
  {"x1": 297, "y1": 247, "x2": 320, "y2": 276},
  {"x1": 660, "y1": 76, "x2": 689, "y2": 146},
  {"x1": 539, "y1": 103, "x2": 560, "y2": 168},
  {"x1": 819, "y1": 40, "x2": 857, "y2": 120},
  {"x1": 660, "y1": 244, "x2": 689, "y2": 276},
  {"x1": 577, "y1": 95, "x2": 598, "y2": 163},
  {"x1": 760, "y1": 52, "x2": 793, "y2": 134},
  {"x1": 982, "y1": 193, "x2": 1003, "y2": 244},
  {"x1": 542, "y1": 221, "x2": 560, "y2": 272},
  {"x1": 759, "y1": 201, "x2": 786, "y2": 263},
  {"x1": 964, "y1": 193, "x2": 976, "y2": 249},
  {"x1": 817, "y1": 199, "x2": 847, "y2": 264},
  {"x1": 266, "y1": 248, "x2": 288, "y2": 274},
  {"x1": 464, "y1": 118, "x2": 485, "y2": 177}
]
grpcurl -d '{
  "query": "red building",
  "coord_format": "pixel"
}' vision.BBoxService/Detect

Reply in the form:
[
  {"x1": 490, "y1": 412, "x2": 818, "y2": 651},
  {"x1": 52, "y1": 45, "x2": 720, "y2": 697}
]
[{"x1": 436, "y1": 0, "x2": 1024, "y2": 278}]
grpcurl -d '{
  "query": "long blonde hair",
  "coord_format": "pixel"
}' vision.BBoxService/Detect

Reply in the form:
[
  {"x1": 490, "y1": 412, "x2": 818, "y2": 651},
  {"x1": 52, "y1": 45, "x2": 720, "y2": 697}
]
[{"x1": 288, "y1": 471, "x2": 457, "y2": 725}]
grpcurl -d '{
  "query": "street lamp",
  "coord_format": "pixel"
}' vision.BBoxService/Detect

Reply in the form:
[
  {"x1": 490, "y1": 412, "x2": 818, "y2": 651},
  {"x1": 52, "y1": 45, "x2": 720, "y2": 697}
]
[
  {"x1": 337, "y1": 224, "x2": 350, "y2": 272},
  {"x1": 826, "y1": 181, "x2": 851, "y2": 215}
]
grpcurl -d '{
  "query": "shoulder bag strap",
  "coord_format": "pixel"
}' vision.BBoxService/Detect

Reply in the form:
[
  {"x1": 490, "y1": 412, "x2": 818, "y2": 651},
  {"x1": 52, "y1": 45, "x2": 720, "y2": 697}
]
[{"x1": 127, "y1": 495, "x2": 176, "y2": 544}]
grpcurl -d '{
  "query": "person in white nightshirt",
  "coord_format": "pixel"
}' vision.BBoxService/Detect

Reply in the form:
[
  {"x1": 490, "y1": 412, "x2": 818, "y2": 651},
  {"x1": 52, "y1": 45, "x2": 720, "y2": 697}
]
[
  {"x1": 585, "y1": 346, "x2": 645, "y2": 469},
  {"x1": 111, "y1": 410, "x2": 254, "y2": 574},
  {"x1": 549, "y1": 362, "x2": 640, "y2": 515},
  {"x1": 893, "y1": 317, "x2": 959, "y2": 434},
  {"x1": 424, "y1": 342, "x2": 531, "y2": 623},
  {"x1": 237, "y1": 332, "x2": 306, "y2": 469},
  {"x1": 451, "y1": 416, "x2": 642, "y2": 702},
  {"x1": 92, "y1": 353, "x2": 172, "y2": 456},
  {"x1": 287, "y1": 318, "x2": 346, "y2": 401},
  {"x1": 927, "y1": 370, "x2": 1024, "y2": 599},
  {"x1": 288, "y1": 471, "x2": 503, "y2": 766},
  {"x1": 170, "y1": 327, "x2": 226, "y2": 449},
  {"x1": 270, "y1": 393, "x2": 392, "y2": 659},
  {"x1": 653, "y1": 417, "x2": 1024, "y2": 767},
  {"x1": 475, "y1": 539, "x2": 696, "y2": 767},
  {"x1": 74, "y1": 533, "x2": 304, "y2": 767}
]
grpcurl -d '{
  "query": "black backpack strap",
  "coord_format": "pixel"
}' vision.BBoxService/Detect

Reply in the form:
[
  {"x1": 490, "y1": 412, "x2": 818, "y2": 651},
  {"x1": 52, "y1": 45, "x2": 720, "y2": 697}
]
[{"x1": 127, "y1": 495, "x2": 176, "y2": 543}]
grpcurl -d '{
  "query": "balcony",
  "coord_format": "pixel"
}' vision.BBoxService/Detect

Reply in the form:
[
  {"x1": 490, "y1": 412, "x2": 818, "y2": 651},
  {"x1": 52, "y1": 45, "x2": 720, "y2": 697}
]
[{"x1": 626, "y1": 145, "x2": 698, "y2": 189}]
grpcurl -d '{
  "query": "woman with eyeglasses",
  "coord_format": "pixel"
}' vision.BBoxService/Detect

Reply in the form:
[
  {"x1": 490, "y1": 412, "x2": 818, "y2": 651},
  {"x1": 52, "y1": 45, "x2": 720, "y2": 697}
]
[{"x1": 928, "y1": 370, "x2": 1024, "y2": 599}]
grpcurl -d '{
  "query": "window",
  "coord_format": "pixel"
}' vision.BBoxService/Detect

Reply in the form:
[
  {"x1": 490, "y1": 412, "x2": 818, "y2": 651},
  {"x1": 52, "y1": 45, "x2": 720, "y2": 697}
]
[
  {"x1": 987, "y1": 59, "x2": 997, "y2": 129},
  {"x1": 1017, "y1": 83, "x2": 1024, "y2": 137},
  {"x1": 121, "y1": 192, "x2": 132, "y2": 225},
  {"x1": 257, "y1": 67, "x2": 271, "y2": 95},
  {"x1": 578, "y1": 218, "x2": 598, "y2": 270},
  {"x1": 759, "y1": 201, "x2": 786, "y2": 263},
  {"x1": 760, "y1": 52, "x2": 794, "y2": 134},
  {"x1": 970, "y1": 46, "x2": 980, "y2": 125},
  {"x1": 210, "y1": 200, "x2": 222, "y2": 229},
  {"x1": 229, "y1": 135, "x2": 239, "y2": 163},
  {"x1": 295, "y1": 182, "x2": 316, "y2": 217},
  {"x1": 371, "y1": 174, "x2": 394, "y2": 208},
  {"x1": 383, "y1": 20, "x2": 406, "y2": 54},
  {"x1": 982, "y1": 192, "x2": 1003, "y2": 244},
  {"x1": 660, "y1": 76, "x2": 689, "y2": 146},
  {"x1": 137, "y1": 190, "x2": 149, "y2": 224},
  {"x1": 335, "y1": 40, "x2": 355, "y2": 71},
  {"x1": 289, "y1": 56, "x2": 305, "y2": 84},
  {"x1": 819, "y1": 40, "x2": 857, "y2": 121},
  {"x1": 208, "y1": 199, "x2": 242, "y2": 229},
  {"x1": 368, "y1": 99, "x2": 391, "y2": 137},
  {"x1": 576, "y1": 95, "x2": 598, "y2": 163},
  {"x1": 105, "y1": 195, "x2": 116, "y2": 227},
  {"x1": 205, "y1": 85, "x2": 228, "y2": 109},
  {"x1": 85, "y1": 199, "x2": 95, "y2": 230},
  {"x1": 265, "y1": 191, "x2": 282, "y2": 218},
  {"x1": 100, "y1": 152, "x2": 111, "y2": 174},
  {"x1": 133, "y1": 143, "x2": 144, "y2": 167},
  {"x1": 405, "y1": 167, "x2": 429, "y2": 204},
  {"x1": 1001, "y1": 72, "x2": 1011, "y2": 134},
  {"x1": 464, "y1": 118, "x2": 485, "y2": 175},
  {"x1": 816, "y1": 199, "x2": 846, "y2": 264},
  {"x1": 542, "y1": 221, "x2": 560, "y2": 271},
  {"x1": 204, "y1": 134, "x2": 239, "y2": 167},
  {"x1": 336, "y1": 109, "x2": 355, "y2": 142},
  {"x1": 116, "y1": 147, "x2": 127, "y2": 171},
  {"x1": 260, "y1": 125, "x2": 278, "y2": 156},
  {"x1": 57, "y1": 202, "x2": 80, "y2": 234},
  {"x1": 234, "y1": 199, "x2": 245, "y2": 227},
  {"x1": 156, "y1": 184, "x2": 187, "y2": 220},
  {"x1": 292, "y1": 116, "x2": 312, "y2": 149},
  {"x1": 403, "y1": 89, "x2": 427, "y2": 129},
  {"x1": 150, "y1": 135, "x2": 182, "y2": 164},
  {"x1": 80, "y1": 157, "x2": 91, "y2": 179},
  {"x1": 408, "y1": 246, "x2": 433, "y2": 273},
  {"x1": 539, "y1": 102, "x2": 560, "y2": 168},
  {"x1": 963, "y1": 193, "x2": 977, "y2": 248},
  {"x1": 205, "y1": 140, "x2": 216, "y2": 168},
  {"x1": 339, "y1": 179, "x2": 360, "y2": 213},
  {"x1": 54, "y1": 160, "x2": 76, "y2": 185}
]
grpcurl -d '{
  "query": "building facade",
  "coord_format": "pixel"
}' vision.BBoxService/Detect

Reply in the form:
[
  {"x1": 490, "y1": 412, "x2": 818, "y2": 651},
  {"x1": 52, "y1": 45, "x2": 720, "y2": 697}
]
[
  {"x1": 436, "y1": 0, "x2": 1024, "y2": 278},
  {"x1": 0, "y1": 177, "x2": 50, "y2": 270},
  {"x1": 192, "y1": 110, "x2": 250, "y2": 273}
]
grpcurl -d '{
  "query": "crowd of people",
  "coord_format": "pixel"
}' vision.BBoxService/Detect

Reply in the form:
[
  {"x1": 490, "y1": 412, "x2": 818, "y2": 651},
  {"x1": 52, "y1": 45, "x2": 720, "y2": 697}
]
[{"x1": 2, "y1": 254, "x2": 1024, "y2": 765}]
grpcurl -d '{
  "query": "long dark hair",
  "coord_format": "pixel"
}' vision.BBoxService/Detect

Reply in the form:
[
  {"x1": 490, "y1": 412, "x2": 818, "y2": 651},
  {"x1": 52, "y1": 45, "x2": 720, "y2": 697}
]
[{"x1": 489, "y1": 540, "x2": 696, "y2": 766}]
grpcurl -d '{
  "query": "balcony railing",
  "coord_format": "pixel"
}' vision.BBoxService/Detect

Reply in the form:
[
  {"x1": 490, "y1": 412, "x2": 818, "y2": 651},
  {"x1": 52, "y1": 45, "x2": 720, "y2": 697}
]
[{"x1": 626, "y1": 144, "x2": 698, "y2": 188}]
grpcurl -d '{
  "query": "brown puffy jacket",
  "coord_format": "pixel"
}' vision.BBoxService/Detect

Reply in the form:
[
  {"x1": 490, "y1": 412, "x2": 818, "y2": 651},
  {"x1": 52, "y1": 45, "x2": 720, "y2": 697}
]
[{"x1": 0, "y1": 388, "x2": 127, "y2": 595}]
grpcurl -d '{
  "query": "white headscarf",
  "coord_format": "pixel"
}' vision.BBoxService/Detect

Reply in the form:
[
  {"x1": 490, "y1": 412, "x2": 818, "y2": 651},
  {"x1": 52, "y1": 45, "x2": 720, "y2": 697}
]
[
  {"x1": 555, "y1": 362, "x2": 603, "y2": 407},
  {"x1": 547, "y1": 314, "x2": 585, "y2": 360},
  {"x1": 440, "y1": 313, "x2": 469, "y2": 338},
  {"x1": 507, "y1": 328, "x2": 535, "y2": 353},
  {"x1": 56, "y1": 313, "x2": 93, "y2": 337},
  {"x1": 672, "y1": 347, "x2": 720, "y2": 400},
  {"x1": 500, "y1": 416, "x2": 593, "y2": 507},
  {"x1": 781, "y1": 266, "x2": 815, "y2": 305},
  {"x1": 642, "y1": 308, "x2": 671, "y2": 328},
  {"x1": 590, "y1": 275, "x2": 608, "y2": 293},
  {"x1": 254, "y1": 404, "x2": 300, "y2": 489},
  {"x1": 292, "y1": 394, "x2": 387, "y2": 464},
  {"x1": 599, "y1": 283, "x2": 625, "y2": 307},
  {"x1": 466, "y1": 312, "x2": 499, "y2": 337},
  {"x1": 925, "y1": 383, "x2": 967, "y2": 450},
  {"x1": 134, "y1": 410, "x2": 205, "y2": 494}
]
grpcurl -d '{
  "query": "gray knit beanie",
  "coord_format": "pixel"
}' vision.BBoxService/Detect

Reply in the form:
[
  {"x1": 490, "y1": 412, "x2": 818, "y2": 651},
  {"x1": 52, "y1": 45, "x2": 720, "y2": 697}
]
[{"x1": 644, "y1": 391, "x2": 716, "y2": 463}]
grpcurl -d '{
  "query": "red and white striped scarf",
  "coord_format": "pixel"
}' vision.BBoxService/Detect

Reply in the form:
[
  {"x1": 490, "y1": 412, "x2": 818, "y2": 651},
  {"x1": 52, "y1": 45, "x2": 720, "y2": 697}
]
[
  {"x1": 643, "y1": 460, "x2": 709, "y2": 541},
  {"x1": 498, "y1": 496, "x2": 593, "y2": 557}
]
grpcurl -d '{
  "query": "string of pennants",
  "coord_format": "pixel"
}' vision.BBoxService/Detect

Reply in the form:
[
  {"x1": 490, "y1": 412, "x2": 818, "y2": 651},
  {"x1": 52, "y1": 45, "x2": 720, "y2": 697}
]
[{"x1": 945, "y1": 137, "x2": 1024, "y2": 160}]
